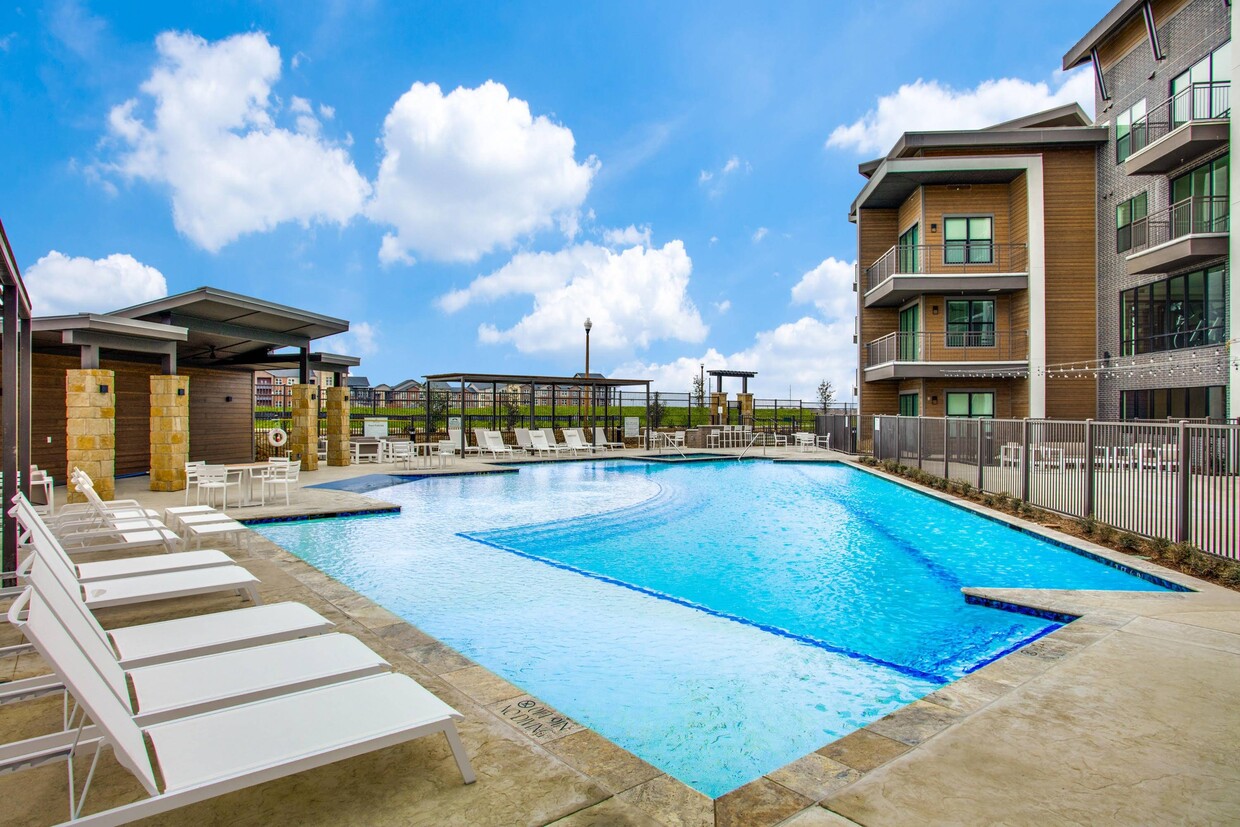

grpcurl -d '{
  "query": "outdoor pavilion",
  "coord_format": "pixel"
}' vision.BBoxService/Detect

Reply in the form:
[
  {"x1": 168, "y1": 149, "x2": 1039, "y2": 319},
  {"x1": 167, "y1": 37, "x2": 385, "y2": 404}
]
[{"x1": 422, "y1": 372, "x2": 653, "y2": 452}]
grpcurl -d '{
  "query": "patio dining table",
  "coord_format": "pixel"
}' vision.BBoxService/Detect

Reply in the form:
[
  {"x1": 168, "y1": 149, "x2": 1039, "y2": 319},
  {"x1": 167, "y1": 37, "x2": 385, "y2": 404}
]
[{"x1": 207, "y1": 461, "x2": 281, "y2": 507}]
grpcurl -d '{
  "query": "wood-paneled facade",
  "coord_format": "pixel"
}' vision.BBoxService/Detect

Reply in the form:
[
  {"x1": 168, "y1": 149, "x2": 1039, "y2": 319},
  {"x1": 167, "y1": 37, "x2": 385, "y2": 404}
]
[
  {"x1": 27, "y1": 353, "x2": 254, "y2": 479},
  {"x1": 853, "y1": 110, "x2": 1105, "y2": 445}
]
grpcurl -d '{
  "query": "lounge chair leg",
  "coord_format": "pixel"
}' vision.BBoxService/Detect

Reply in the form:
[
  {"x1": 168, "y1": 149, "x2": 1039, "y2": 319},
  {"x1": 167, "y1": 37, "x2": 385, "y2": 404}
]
[
  {"x1": 443, "y1": 725, "x2": 476, "y2": 784},
  {"x1": 242, "y1": 584, "x2": 262, "y2": 605}
]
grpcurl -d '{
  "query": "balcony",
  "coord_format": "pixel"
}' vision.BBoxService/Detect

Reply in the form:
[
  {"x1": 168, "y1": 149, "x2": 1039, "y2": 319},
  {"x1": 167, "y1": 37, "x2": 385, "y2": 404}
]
[
  {"x1": 862, "y1": 330, "x2": 1029, "y2": 381},
  {"x1": 1125, "y1": 197, "x2": 1228, "y2": 275},
  {"x1": 1125, "y1": 82, "x2": 1229, "y2": 176},
  {"x1": 862, "y1": 244, "x2": 1028, "y2": 307}
]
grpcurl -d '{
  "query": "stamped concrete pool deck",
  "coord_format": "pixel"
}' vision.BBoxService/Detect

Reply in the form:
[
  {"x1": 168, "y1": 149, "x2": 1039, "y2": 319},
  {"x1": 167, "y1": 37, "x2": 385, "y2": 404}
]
[{"x1": 2, "y1": 451, "x2": 1238, "y2": 826}]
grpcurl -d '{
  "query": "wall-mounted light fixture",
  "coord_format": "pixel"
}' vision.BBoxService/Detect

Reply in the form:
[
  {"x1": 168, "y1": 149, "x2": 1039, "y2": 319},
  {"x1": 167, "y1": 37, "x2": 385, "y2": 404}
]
[
  {"x1": 225, "y1": 395, "x2": 233, "y2": 403},
  {"x1": 98, "y1": 385, "x2": 109, "y2": 394},
  {"x1": 930, "y1": 223, "x2": 938, "y2": 233},
  {"x1": 311, "y1": 393, "x2": 318, "y2": 401},
  {"x1": 177, "y1": 388, "x2": 185, "y2": 396},
  {"x1": 931, "y1": 305, "x2": 940, "y2": 315},
  {"x1": 931, "y1": 395, "x2": 939, "y2": 404}
]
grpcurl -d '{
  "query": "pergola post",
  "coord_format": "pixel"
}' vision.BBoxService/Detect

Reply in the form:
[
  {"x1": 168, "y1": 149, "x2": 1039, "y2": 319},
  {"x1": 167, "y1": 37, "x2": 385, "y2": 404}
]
[
  {"x1": 459, "y1": 377, "x2": 466, "y2": 454},
  {"x1": 644, "y1": 384, "x2": 651, "y2": 449}
]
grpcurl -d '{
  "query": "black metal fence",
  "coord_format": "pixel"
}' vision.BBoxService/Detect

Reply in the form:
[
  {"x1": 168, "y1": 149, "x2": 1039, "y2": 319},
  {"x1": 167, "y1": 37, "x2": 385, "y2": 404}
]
[{"x1": 871, "y1": 415, "x2": 1240, "y2": 560}]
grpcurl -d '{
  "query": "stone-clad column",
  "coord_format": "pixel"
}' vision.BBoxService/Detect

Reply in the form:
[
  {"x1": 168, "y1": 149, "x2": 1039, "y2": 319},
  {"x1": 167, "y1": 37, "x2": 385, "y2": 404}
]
[
  {"x1": 289, "y1": 384, "x2": 319, "y2": 471},
  {"x1": 66, "y1": 368, "x2": 115, "y2": 503},
  {"x1": 149, "y1": 375, "x2": 189, "y2": 491},
  {"x1": 709, "y1": 392, "x2": 728, "y2": 426},
  {"x1": 325, "y1": 386, "x2": 350, "y2": 466},
  {"x1": 736, "y1": 392, "x2": 754, "y2": 426}
]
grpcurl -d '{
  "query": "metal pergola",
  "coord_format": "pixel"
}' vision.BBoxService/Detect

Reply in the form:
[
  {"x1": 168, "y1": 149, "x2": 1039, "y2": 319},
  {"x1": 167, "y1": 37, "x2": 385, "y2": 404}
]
[
  {"x1": 706, "y1": 369, "x2": 757, "y2": 393},
  {"x1": 0, "y1": 219, "x2": 33, "y2": 581},
  {"x1": 423, "y1": 372, "x2": 653, "y2": 452}
]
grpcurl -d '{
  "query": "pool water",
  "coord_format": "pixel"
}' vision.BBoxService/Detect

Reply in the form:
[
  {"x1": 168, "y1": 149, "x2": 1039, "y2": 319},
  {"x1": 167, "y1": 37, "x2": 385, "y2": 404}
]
[{"x1": 255, "y1": 460, "x2": 1166, "y2": 797}]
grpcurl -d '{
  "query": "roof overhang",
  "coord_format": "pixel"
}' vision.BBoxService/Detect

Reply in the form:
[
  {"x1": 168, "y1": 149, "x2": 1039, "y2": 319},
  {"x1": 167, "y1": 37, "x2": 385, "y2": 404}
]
[
  {"x1": 1063, "y1": 0, "x2": 1145, "y2": 69},
  {"x1": 31, "y1": 313, "x2": 188, "y2": 357},
  {"x1": 223, "y1": 351, "x2": 361, "y2": 374},
  {"x1": 109, "y1": 286, "x2": 350, "y2": 368},
  {"x1": 424, "y1": 372, "x2": 650, "y2": 388}
]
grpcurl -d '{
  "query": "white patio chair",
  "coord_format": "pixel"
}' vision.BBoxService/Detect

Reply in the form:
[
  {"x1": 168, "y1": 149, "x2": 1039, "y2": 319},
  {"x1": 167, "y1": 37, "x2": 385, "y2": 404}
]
[
  {"x1": 3, "y1": 581, "x2": 472, "y2": 825},
  {"x1": 530, "y1": 430, "x2": 569, "y2": 456},
  {"x1": 260, "y1": 458, "x2": 300, "y2": 506},
  {"x1": 28, "y1": 467, "x2": 55, "y2": 516},
  {"x1": 184, "y1": 461, "x2": 205, "y2": 506},
  {"x1": 196, "y1": 465, "x2": 243, "y2": 510},
  {"x1": 386, "y1": 440, "x2": 412, "y2": 465}
]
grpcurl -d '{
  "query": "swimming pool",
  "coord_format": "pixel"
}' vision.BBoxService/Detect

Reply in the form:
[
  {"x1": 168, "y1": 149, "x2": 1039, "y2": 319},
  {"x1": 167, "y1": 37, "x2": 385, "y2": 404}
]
[{"x1": 256, "y1": 460, "x2": 1168, "y2": 797}]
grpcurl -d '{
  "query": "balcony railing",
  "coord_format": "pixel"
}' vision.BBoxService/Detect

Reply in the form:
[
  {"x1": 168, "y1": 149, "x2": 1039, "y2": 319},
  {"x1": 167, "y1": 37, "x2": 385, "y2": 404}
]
[
  {"x1": 1129, "y1": 81, "x2": 1230, "y2": 156},
  {"x1": 864, "y1": 243, "x2": 1028, "y2": 293},
  {"x1": 864, "y1": 330, "x2": 1029, "y2": 369},
  {"x1": 1129, "y1": 196, "x2": 1229, "y2": 255}
]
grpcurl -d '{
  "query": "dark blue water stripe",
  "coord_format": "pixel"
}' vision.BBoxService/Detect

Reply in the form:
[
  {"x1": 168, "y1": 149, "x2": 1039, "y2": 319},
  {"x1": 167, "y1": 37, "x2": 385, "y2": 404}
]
[
  {"x1": 456, "y1": 531, "x2": 950, "y2": 685},
  {"x1": 963, "y1": 595, "x2": 1081, "y2": 624},
  {"x1": 241, "y1": 506, "x2": 400, "y2": 525},
  {"x1": 961, "y1": 622, "x2": 1064, "y2": 674}
]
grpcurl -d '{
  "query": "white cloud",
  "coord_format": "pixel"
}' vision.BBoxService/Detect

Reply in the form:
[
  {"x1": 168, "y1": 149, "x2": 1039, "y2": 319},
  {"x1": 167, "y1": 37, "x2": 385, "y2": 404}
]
[
  {"x1": 752, "y1": 227, "x2": 768, "y2": 243},
  {"x1": 25, "y1": 250, "x2": 167, "y2": 316},
  {"x1": 709, "y1": 235, "x2": 719, "y2": 245},
  {"x1": 104, "y1": 31, "x2": 371, "y2": 252},
  {"x1": 602, "y1": 224, "x2": 652, "y2": 247},
  {"x1": 368, "y1": 80, "x2": 599, "y2": 264},
  {"x1": 0, "y1": 33, "x2": 14, "y2": 52},
  {"x1": 714, "y1": 299, "x2": 731, "y2": 314},
  {"x1": 440, "y1": 240, "x2": 706, "y2": 354},
  {"x1": 698, "y1": 154, "x2": 750, "y2": 197},
  {"x1": 790, "y1": 256, "x2": 855, "y2": 319},
  {"x1": 613, "y1": 316, "x2": 855, "y2": 401},
  {"x1": 317, "y1": 320, "x2": 379, "y2": 357},
  {"x1": 826, "y1": 68, "x2": 1095, "y2": 155}
]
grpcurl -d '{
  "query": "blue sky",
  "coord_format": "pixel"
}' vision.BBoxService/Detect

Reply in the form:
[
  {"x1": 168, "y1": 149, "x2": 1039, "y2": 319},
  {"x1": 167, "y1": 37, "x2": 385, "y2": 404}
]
[{"x1": 0, "y1": 0, "x2": 1105, "y2": 399}]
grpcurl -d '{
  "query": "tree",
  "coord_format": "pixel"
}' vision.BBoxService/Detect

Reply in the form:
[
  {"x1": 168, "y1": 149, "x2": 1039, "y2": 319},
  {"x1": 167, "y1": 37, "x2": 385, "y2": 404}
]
[
  {"x1": 428, "y1": 390, "x2": 449, "y2": 432},
  {"x1": 817, "y1": 379, "x2": 835, "y2": 413},
  {"x1": 502, "y1": 394, "x2": 522, "y2": 430},
  {"x1": 692, "y1": 374, "x2": 705, "y2": 406},
  {"x1": 649, "y1": 392, "x2": 666, "y2": 429}
]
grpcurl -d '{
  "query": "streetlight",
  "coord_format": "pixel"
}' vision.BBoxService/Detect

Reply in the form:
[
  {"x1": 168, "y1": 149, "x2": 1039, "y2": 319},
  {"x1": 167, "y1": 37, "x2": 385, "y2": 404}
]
[{"x1": 584, "y1": 318, "x2": 593, "y2": 434}]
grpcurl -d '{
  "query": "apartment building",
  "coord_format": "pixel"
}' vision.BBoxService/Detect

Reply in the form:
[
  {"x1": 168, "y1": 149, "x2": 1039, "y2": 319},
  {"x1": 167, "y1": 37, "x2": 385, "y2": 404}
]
[
  {"x1": 1065, "y1": 0, "x2": 1234, "y2": 420},
  {"x1": 851, "y1": 105, "x2": 1107, "y2": 443},
  {"x1": 254, "y1": 367, "x2": 335, "y2": 408}
]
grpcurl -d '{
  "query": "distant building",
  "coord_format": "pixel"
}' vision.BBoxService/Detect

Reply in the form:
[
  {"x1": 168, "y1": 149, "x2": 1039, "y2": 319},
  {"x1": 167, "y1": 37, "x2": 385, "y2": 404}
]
[
  {"x1": 254, "y1": 368, "x2": 335, "y2": 408},
  {"x1": 389, "y1": 379, "x2": 424, "y2": 407}
]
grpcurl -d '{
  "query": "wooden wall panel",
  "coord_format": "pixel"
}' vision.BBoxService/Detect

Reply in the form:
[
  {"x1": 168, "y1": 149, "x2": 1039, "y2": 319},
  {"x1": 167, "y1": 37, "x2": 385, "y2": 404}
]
[
  {"x1": 3, "y1": 354, "x2": 254, "y2": 481},
  {"x1": 1009, "y1": 173, "x2": 1029, "y2": 247},
  {"x1": 184, "y1": 366, "x2": 255, "y2": 464},
  {"x1": 1095, "y1": 0, "x2": 1191, "y2": 71},
  {"x1": 922, "y1": 183, "x2": 1012, "y2": 248},
  {"x1": 1042, "y1": 147, "x2": 1098, "y2": 420},
  {"x1": 920, "y1": 379, "x2": 1016, "y2": 420},
  {"x1": 858, "y1": 208, "x2": 901, "y2": 439},
  {"x1": 897, "y1": 190, "x2": 922, "y2": 237}
]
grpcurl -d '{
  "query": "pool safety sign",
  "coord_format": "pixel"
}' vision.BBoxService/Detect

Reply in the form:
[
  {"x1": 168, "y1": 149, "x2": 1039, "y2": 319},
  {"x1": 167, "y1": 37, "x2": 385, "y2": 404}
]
[{"x1": 624, "y1": 417, "x2": 639, "y2": 438}]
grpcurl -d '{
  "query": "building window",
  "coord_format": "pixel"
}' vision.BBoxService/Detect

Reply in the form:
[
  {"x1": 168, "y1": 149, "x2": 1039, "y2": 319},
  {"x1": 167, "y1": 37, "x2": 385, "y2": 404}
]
[
  {"x1": 898, "y1": 393, "x2": 919, "y2": 417},
  {"x1": 1116, "y1": 192, "x2": 1148, "y2": 253},
  {"x1": 945, "y1": 392, "x2": 995, "y2": 418},
  {"x1": 1120, "y1": 386, "x2": 1226, "y2": 420},
  {"x1": 1170, "y1": 155, "x2": 1229, "y2": 235},
  {"x1": 1115, "y1": 98, "x2": 1146, "y2": 161},
  {"x1": 1171, "y1": 41, "x2": 1231, "y2": 127},
  {"x1": 1120, "y1": 264, "x2": 1227, "y2": 355},
  {"x1": 898, "y1": 224, "x2": 920, "y2": 273},
  {"x1": 946, "y1": 299, "x2": 995, "y2": 347},
  {"x1": 943, "y1": 217, "x2": 993, "y2": 265}
]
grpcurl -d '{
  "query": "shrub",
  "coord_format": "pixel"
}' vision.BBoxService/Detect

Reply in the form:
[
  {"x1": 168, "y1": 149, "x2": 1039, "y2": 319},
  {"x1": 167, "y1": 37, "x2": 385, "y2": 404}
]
[
  {"x1": 981, "y1": 493, "x2": 995, "y2": 507},
  {"x1": 1076, "y1": 516, "x2": 1097, "y2": 536},
  {"x1": 1166, "y1": 542, "x2": 1194, "y2": 566},
  {"x1": 1116, "y1": 532, "x2": 1140, "y2": 552},
  {"x1": 1017, "y1": 501, "x2": 1033, "y2": 517},
  {"x1": 1145, "y1": 536, "x2": 1172, "y2": 560},
  {"x1": 1095, "y1": 524, "x2": 1116, "y2": 544},
  {"x1": 995, "y1": 492, "x2": 1011, "y2": 511},
  {"x1": 957, "y1": 481, "x2": 973, "y2": 497},
  {"x1": 1186, "y1": 548, "x2": 1222, "y2": 579},
  {"x1": 1220, "y1": 563, "x2": 1240, "y2": 589}
]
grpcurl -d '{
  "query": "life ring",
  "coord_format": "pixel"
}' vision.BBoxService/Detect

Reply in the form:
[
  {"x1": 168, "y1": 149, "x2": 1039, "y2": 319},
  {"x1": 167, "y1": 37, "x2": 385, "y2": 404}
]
[{"x1": 268, "y1": 428, "x2": 288, "y2": 448}]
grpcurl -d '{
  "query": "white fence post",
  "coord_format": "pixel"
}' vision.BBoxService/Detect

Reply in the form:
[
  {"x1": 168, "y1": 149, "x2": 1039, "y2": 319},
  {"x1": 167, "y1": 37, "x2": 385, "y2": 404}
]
[
  {"x1": 1084, "y1": 419, "x2": 1095, "y2": 518},
  {"x1": 1021, "y1": 418, "x2": 1031, "y2": 503},
  {"x1": 1176, "y1": 419, "x2": 1190, "y2": 543}
]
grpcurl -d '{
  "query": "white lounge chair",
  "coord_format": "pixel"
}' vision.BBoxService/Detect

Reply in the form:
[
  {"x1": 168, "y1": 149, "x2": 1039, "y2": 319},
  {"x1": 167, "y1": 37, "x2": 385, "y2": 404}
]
[
  {"x1": 7, "y1": 569, "x2": 389, "y2": 726},
  {"x1": 4, "y1": 581, "x2": 472, "y2": 825},
  {"x1": 19, "y1": 512, "x2": 261, "y2": 611},
  {"x1": 484, "y1": 431, "x2": 515, "y2": 458},
  {"x1": 529, "y1": 430, "x2": 568, "y2": 456},
  {"x1": 449, "y1": 428, "x2": 481, "y2": 456},
  {"x1": 540, "y1": 428, "x2": 566, "y2": 451},
  {"x1": 563, "y1": 431, "x2": 594, "y2": 455},
  {"x1": 514, "y1": 428, "x2": 536, "y2": 454},
  {"x1": 53, "y1": 478, "x2": 181, "y2": 555},
  {"x1": 49, "y1": 470, "x2": 160, "y2": 532},
  {"x1": 590, "y1": 428, "x2": 623, "y2": 450},
  {"x1": 29, "y1": 467, "x2": 55, "y2": 516}
]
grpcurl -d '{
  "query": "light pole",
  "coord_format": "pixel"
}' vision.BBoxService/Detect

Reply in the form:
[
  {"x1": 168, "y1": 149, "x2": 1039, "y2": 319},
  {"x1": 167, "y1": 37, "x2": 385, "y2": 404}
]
[{"x1": 584, "y1": 318, "x2": 593, "y2": 434}]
